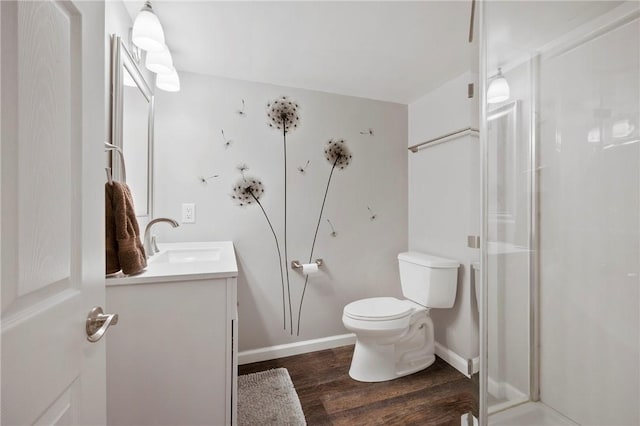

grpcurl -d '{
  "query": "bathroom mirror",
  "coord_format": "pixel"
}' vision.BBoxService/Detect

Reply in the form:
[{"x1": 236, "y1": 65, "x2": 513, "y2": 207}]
[
  {"x1": 487, "y1": 101, "x2": 518, "y2": 224},
  {"x1": 110, "y1": 34, "x2": 154, "y2": 220}
]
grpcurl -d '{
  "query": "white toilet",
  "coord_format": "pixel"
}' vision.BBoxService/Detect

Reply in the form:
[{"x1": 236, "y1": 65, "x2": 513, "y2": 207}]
[{"x1": 342, "y1": 251, "x2": 460, "y2": 382}]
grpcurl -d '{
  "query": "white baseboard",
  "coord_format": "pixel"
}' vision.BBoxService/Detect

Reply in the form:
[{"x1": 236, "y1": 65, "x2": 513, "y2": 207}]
[
  {"x1": 471, "y1": 356, "x2": 479, "y2": 375},
  {"x1": 434, "y1": 342, "x2": 479, "y2": 377},
  {"x1": 238, "y1": 333, "x2": 356, "y2": 365},
  {"x1": 488, "y1": 375, "x2": 528, "y2": 402}
]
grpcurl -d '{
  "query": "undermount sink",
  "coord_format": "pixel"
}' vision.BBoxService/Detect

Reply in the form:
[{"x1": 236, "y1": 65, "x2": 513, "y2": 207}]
[{"x1": 150, "y1": 247, "x2": 222, "y2": 264}]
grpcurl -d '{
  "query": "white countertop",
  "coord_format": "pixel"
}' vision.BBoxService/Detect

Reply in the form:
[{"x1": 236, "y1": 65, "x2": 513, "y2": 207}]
[{"x1": 106, "y1": 241, "x2": 238, "y2": 286}]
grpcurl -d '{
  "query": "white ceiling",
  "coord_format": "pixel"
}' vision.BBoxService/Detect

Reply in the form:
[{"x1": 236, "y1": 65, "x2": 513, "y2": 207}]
[
  {"x1": 124, "y1": 1, "x2": 623, "y2": 105},
  {"x1": 124, "y1": 1, "x2": 473, "y2": 104}
]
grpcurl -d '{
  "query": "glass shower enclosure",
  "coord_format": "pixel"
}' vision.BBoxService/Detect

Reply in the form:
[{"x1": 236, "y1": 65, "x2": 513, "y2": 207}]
[{"x1": 479, "y1": 1, "x2": 639, "y2": 425}]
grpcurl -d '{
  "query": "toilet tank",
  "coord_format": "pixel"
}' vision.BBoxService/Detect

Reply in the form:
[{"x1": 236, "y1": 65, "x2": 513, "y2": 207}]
[{"x1": 398, "y1": 252, "x2": 460, "y2": 308}]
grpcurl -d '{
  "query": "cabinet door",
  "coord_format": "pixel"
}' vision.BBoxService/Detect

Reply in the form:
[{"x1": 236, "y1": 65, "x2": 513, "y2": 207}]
[{"x1": 107, "y1": 279, "x2": 229, "y2": 425}]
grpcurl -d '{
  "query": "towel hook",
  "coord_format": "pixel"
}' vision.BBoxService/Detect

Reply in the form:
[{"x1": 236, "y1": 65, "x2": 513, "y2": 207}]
[{"x1": 104, "y1": 141, "x2": 127, "y2": 182}]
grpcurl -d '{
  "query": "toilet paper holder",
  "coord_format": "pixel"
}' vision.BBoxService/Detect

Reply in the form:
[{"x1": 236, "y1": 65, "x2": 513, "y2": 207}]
[{"x1": 291, "y1": 259, "x2": 323, "y2": 269}]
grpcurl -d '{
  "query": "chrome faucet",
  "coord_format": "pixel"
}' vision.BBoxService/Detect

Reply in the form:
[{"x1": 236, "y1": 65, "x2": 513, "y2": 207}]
[{"x1": 143, "y1": 218, "x2": 180, "y2": 258}]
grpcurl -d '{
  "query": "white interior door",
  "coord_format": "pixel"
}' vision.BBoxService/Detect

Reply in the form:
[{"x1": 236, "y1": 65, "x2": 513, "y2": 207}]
[{"x1": 1, "y1": 1, "x2": 107, "y2": 424}]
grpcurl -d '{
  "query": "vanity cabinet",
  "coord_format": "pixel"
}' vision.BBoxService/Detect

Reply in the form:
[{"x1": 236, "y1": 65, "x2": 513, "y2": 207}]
[{"x1": 105, "y1": 242, "x2": 238, "y2": 426}]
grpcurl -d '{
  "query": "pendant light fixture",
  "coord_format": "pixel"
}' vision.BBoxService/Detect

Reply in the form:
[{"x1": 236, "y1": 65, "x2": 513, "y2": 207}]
[
  {"x1": 156, "y1": 68, "x2": 180, "y2": 92},
  {"x1": 132, "y1": 1, "x2": 165, "y2": 52},
  {"x1": 487, "y1": 68, "x2": 510, "y2": 104}
]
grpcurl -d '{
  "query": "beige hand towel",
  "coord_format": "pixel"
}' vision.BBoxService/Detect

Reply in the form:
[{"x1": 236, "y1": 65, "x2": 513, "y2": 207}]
[
  {"x1": 105, "y1": 183, "x2": 121, "y2": 274},
  {"x1": 106, "y1": 181, "x2": 147, "y2": 275}
]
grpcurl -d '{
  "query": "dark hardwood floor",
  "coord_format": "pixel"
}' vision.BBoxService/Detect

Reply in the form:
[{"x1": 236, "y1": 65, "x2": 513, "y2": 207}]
[{"x1": 238, "y1": 345, "x2": 476, "y2": 426}]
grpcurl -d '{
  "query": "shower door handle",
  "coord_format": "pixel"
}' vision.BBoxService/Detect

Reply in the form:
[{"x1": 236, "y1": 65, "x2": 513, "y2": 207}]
[{"x1": 86, "y1": 306, "x2": 119, "y2": 342}]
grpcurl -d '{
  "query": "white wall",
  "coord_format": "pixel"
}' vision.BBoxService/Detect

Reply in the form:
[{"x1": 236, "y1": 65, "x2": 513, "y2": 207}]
[
  {"x1": 153, "y1": 71, "x2": 408, "y2": 350},
  {"x1": 408, "y1": 71, "x2": 480, "y2": 361},
  {"x1": 105, "y1": 0, "x2": 131, "y2": 49},
  {"x1": 537, "y1": 14, "x2": 639, "y2": 425}
]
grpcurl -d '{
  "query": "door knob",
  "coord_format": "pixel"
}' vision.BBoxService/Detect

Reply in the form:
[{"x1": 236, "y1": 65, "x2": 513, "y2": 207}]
[{"x1": 86, "y1": 306, "x2": 118, "y2": 342}]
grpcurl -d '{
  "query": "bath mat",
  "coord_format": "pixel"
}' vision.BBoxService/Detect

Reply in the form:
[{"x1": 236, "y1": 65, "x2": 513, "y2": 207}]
[{"x1": 238, "y1": 368, "x2": 306, "y2": 426}]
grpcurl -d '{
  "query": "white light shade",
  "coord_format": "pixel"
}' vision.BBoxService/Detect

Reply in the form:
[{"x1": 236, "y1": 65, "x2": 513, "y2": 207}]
[
  {"x1": 487, "y1": 69, "x2": 510, "y2": 104},
  {"x1": 156, "y1": 68, "x2": 180, "y2": 92},
  {"x1": 146, "y1": 45, "x2": 173, "y2": 75},
  {"x1": 132, "y1": 2, "x2": 165, "y2": 52}
]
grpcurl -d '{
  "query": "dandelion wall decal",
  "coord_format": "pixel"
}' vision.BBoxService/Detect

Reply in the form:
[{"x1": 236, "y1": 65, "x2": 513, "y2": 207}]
[
  {"x1": 367, "y1": 206, "x2": 378, "y2": 221},
  {"x1": 237, "y1": 99, "x2": 246, "y2": 117},
  {"x1": 231, "y1": 176, "x2": 264, "y2": 207},
  {"x1": 297, "y1": 160, "x2": 310, "y2": 174},
  {"x1": 359, "y1": 128, "x2": 375, "y2": 136},
  {"x1": 221, "y1": 129, "x2": 233, "y2": 149},
  {"x1": 231, "y1": 174, "x2": 287, "y2": 330},
  {"x1": 324, "y1": 139, "x2": 352, "y2": 170},
  {"x1": 297, "y1": 138, "x2": 352, "y2": 335},
  {"x1": 267, "y1": 96, "x2": 300, "y2": 133},
  {"x1": 198, "y1": 174, "x2": 219, "y2": 185},
  {"x1": 326, "y1": 219, "x2": 337, "y2": 237},
  {"x1": 267, "y1": 95, "x2": 301, "y2": 335}
]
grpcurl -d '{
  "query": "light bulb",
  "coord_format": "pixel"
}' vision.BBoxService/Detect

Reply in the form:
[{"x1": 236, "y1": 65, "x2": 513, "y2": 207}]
[{"x1": 132, "y1": 2, "x2": 165, "y2": 52}]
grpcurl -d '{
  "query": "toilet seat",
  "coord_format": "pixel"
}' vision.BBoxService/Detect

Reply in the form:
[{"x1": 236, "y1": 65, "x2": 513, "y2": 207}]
[{"x1": 344, "y1": 297, "x2": 414, "y2": 321}]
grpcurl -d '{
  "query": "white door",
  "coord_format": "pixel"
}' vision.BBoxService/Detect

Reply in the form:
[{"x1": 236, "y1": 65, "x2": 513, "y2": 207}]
[{"x1": 1, "y1": 1, "x2": 107, "y2": 424}]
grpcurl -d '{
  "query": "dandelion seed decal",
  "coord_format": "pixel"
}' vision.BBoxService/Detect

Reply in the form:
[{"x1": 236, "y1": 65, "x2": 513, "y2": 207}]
[
  {"x1": 198, "y1": 174, "x2": 219, "y2": 185},
  {"x1": 237, "y1": 99, "x2": 246, "y2": 117},
  {"x1": 221, "y1": 129, "x2": 233, "y2": 149},
  {"x1": 230, "y1": 173, "x2": 287, "y2": 330},
  {"x1": 267, "y1": 96, "x2": 300, "y2": 134},
  {"x1": 367, "y1": 206, "x2": 378, "y2": 221},
  {"x1": 297, "y1": 160, "x2": 310, "y2": 174},
  {"x1": 360, "y1": 128, "x2": 375, "y2": 136},
  {"x1": 327, "y1": 219, "x2": 337, "y2": 237},
  {"x1": 236, "y1": 163, "x2": 249, "y2": 178},
  {"x1": 297, "y1": 138, "x2": 352, "y2": 335}
]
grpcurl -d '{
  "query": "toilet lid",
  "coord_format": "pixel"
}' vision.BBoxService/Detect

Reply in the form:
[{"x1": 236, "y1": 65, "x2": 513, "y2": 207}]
[{"x1": 344, "y1": 297, "x2": 413, "y2": 321}]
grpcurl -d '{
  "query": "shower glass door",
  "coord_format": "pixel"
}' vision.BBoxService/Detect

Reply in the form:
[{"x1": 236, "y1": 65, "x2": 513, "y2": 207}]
[{"x1": 481, "y1": 1, "x2": 640, "y2": 425}]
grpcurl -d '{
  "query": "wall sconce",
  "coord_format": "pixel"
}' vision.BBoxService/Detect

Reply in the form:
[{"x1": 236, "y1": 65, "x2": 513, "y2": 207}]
[
  {"x1": 131, "y1": 1, "x2": 180, "y2": 92},
  {"x1": 487, "y1": 67, "x2": 510, "y2": 104},
  {"x1": 132, "y1": 1, "x2": 165, "y2": 52}
]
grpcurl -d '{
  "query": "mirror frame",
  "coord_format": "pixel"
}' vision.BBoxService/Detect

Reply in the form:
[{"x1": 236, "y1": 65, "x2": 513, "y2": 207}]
[{"x1": 110, "y1": 34, "x2": 155, "y2": 220}]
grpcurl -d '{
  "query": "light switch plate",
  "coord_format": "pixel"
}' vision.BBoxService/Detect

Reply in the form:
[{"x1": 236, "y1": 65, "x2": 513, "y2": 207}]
[{"x1": 182, "y1": 203, "x2": 195, "y2": 223}]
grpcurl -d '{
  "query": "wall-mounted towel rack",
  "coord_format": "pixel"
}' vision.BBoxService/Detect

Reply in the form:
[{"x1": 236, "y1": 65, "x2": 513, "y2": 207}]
[
  {"x1": 408, "y1": 127, "x2": 479, "y2": 153},
  {"x1": 105, "y1": 141, "x2": 127, "y2": 183}
]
